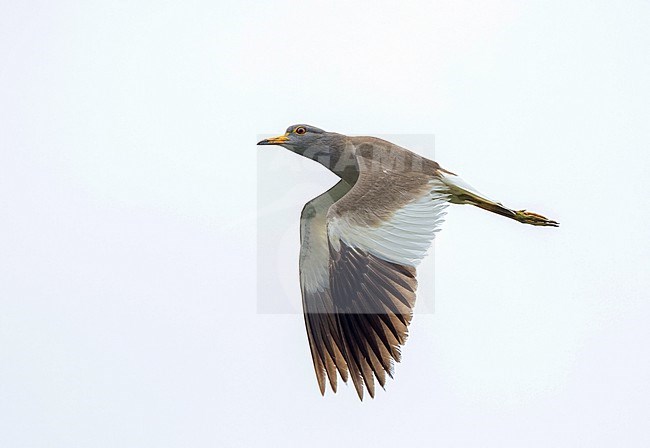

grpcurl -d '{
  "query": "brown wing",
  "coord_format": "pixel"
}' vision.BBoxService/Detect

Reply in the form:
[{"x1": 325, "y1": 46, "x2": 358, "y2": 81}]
[
  {"x1": 328, "y1": 240, "x2": 417, "y2": 399},
  {"x1": 326, "y1": 168, "x2": 449, "y2": 399},
  {"x1": 299, "y1": 180, "x2": 352, "y2": 395}
]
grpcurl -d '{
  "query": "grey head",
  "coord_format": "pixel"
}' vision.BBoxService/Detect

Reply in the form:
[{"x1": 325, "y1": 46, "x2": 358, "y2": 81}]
[
  {"x1": 258, "y1": 124, "x2": 360, "y2": 182},
  {"x1": 257, "y1": 124, "x2": 345, "y2": 159}
]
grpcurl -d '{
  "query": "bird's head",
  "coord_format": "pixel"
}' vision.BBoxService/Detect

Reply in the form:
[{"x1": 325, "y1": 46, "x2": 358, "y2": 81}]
[{"x1": 257, "y1": 124, "x2": 328, "y2": 156}]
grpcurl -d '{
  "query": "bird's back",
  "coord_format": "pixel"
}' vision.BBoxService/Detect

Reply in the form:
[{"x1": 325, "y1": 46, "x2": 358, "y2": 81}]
[{"x1": 347, "y1": 135, "x2": 441, "y2": 178}]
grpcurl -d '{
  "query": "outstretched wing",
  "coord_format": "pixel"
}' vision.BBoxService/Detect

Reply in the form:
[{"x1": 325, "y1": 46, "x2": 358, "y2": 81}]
[
  {"x1": 299, "y1": 180, "x2": 352, "y2": 395},
  {"x1": 326, "y1": 168, "x2": 449, "y2": 399}
]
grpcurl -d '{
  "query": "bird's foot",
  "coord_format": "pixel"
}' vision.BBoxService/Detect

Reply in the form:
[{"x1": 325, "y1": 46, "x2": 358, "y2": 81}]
[{"x1": 514, "y1": 210, "x2": 559, "y2": 227}]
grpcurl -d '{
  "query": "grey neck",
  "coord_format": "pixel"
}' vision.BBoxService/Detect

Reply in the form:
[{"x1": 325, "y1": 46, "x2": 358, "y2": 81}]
[{"x1": 301, "y1": 134, "x2": 359, "y2": 184}]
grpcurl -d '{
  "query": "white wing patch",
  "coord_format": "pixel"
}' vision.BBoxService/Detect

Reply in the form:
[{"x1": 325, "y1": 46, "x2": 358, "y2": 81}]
[
  {"x1": 299, "y1": 180, "x2": 353, "y2": 294},
  {"x1": 300, "y1": 215, "x2": 330, "y2": 293},
  {"x1": 328, "y1": 181, "x2": 449, "y2": 267}
]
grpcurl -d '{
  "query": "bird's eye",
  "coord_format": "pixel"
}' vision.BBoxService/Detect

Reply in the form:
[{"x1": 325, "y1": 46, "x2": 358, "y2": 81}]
[{"x1": 295, "y1": 126, "x2": 307, "y2": 135}]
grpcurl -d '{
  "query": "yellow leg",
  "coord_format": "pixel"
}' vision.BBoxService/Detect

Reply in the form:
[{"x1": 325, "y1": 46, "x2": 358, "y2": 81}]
[
  {"x1": 438, "y1": 171, "x2": 559, "y2": 227},
  {"x1": 512, "y1": 209, "x2": 559, "y2": 227}
]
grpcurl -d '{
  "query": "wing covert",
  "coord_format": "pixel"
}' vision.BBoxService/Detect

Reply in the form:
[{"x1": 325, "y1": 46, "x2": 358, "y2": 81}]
[{"x1": 325, "y1": 167, "x2": 449, "y2": 399}]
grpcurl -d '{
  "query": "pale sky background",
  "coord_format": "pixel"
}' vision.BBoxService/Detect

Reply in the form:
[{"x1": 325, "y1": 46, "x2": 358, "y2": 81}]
[{"x1": 1, "y1": 1, "x2": 650, "y2": 447}]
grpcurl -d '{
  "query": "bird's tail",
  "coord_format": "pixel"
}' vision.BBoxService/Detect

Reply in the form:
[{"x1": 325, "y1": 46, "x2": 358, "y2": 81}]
[{"x1": 437, "y1": 169, "x2": 559, "y2": 227}]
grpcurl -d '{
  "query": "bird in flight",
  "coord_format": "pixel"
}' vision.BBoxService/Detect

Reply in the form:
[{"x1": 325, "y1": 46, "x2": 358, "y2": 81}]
[{"x1": 258, "y1": 124, "x2": 558, "y2": 400}]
